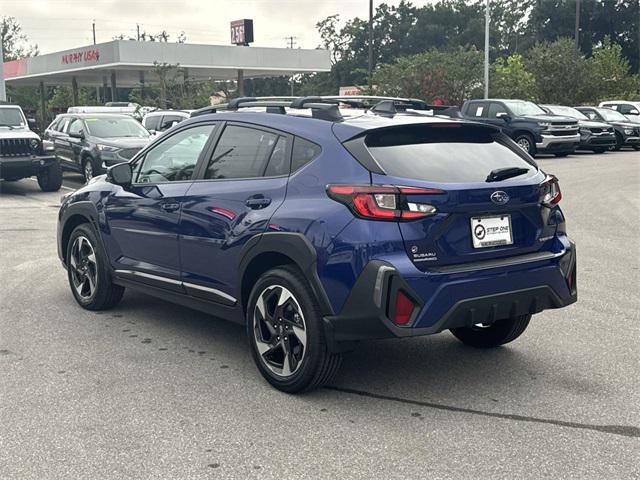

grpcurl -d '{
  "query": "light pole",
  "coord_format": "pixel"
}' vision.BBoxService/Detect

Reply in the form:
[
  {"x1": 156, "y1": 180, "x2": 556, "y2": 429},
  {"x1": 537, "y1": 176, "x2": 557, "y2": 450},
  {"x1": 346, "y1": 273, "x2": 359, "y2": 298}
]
[
  {"x1": 0, "y1": 44, "x2": 6, "y2": 102},
  {"x1": 368, "y1": 0, "x2": 373, "y2": 89},
  {"x1": 484, "y1": 0, "x2": 490, "y2": 99}
]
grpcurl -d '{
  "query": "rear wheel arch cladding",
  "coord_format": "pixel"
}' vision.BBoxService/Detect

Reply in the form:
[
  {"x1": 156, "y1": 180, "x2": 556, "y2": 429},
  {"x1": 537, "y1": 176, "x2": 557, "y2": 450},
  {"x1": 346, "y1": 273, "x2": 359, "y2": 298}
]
[{"x1": 238, "y1": 232, "x2": 335, "y2": 319}]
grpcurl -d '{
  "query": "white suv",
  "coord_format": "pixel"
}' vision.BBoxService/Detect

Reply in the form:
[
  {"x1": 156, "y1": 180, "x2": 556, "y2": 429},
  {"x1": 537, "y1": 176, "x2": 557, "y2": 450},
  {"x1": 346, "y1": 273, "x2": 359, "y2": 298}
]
[{"x1": 598, "y1": 101, "x2": 640, "y2": 124}]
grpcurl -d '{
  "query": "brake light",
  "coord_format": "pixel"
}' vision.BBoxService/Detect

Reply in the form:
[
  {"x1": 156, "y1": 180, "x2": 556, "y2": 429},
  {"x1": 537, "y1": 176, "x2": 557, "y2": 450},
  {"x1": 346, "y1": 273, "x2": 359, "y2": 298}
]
[
  {"x1": 326, "y1": 184, "x2": 444, "y2": 221},
  {"x1": 540, "y1": 175, "x2": 562, "y2": 206},
  {"x1": 393, "y1": 290, "x2": 416, "y2": 326}
]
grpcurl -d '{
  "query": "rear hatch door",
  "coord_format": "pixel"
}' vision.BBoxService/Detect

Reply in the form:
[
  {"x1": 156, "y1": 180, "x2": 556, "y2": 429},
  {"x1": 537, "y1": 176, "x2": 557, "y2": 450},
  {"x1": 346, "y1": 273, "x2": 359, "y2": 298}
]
[{"x1": 364, "y1": 122, "x2": 557, "y2": 271}]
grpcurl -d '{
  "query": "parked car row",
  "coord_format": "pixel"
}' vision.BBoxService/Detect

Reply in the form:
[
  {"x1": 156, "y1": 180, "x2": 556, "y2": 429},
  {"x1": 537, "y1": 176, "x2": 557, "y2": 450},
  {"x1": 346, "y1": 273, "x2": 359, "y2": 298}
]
[{"x1": 461, "y1": 99, "x2": 640, "y2": 157}]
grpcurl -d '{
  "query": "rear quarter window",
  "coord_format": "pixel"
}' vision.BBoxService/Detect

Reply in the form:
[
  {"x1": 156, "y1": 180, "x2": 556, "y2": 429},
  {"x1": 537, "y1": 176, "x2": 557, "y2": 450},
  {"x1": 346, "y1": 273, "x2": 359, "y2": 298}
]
[{"x1": 365, "y1": 124, "x2": 535, "y2": 183}]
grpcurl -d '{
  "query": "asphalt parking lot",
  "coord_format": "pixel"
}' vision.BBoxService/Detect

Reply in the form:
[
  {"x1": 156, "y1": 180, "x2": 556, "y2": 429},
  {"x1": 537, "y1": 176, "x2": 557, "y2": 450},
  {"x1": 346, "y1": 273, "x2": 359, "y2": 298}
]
[{"x1": 1, "y1": 150, "x2": 639, "y2": 479}]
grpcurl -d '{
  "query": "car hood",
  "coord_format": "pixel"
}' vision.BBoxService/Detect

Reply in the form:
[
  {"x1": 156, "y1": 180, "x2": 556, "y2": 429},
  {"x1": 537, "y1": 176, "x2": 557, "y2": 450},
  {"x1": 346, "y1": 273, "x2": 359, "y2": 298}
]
[
  {"x1": 578, "y1": 120, "x2": 613, "y2": 129},
  {"x1": 0, "y1": 128, "x2": 39, "y2": 140},
  {"x1": 623, "y1": 116, "x2": 640, "y2": 124},
  {"x1": 91, "y1": 136, "x2": 150, "y2": 149},
  {"x1": 606, "y1": 120, "x2": 638, "y2": 128},
  {"x1": 518, "y1": 114, "x2": 577, "y2": 123}
]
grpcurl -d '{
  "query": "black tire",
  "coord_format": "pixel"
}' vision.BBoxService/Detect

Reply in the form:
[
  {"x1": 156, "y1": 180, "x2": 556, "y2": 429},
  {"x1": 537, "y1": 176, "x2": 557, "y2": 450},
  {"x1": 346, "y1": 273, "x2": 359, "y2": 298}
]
[
  {"x1": 593, "y1": 148, "x2": 606, "y2": 154},
  {"x1": 36, "y1": 161, "x2": 63, "y2": 191},
  {"x1": 554, "y1": 153, "x2": 570, "y2": 157},
  {"x1": 633, "y1": 145, "x2": 639, "y2": 151},
  {"x1": 2, "y1": 177, "x2": 22, "y2": 182},
  {"x1": 66, "y1": 223, "x2": 124, "y2": 310},
  {"x1": 247, "y1": 265, "x2": 341, "y2": 393},
  {"x1": 514, "y1": 134, "x2": 536, "y2": 156},
  {"x1": 613, "y1": 133, "x2": 623, "y2": 151},
  {"x1": 450, "y1": 314, "x2": 531, "y2": 348}
]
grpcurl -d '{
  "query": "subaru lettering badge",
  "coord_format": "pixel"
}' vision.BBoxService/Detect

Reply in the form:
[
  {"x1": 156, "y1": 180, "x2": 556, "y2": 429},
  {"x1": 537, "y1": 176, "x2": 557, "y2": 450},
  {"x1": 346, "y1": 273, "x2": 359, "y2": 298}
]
[{"x1": 491, "y1": 191, "x2": 510, "y2": 205}]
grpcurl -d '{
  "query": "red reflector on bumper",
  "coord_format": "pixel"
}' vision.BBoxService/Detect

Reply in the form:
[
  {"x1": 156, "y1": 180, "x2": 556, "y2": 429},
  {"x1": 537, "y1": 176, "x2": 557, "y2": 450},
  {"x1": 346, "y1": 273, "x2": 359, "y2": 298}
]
[{"x1": 394, "y1": 290, "x2": 415, "y2": 326}]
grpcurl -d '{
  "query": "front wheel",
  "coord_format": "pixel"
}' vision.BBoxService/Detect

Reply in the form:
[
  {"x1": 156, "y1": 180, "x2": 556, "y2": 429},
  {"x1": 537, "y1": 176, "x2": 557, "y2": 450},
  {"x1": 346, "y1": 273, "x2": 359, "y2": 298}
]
[
  {"x1": 36, "y1": 161, "x2": 62, "y2": 191},
  {"x1": 450, "y1": 314, "x2": 531, "y2": 348},
  {"x1": 514, "y1": 134, "x2": 535, "y2": 156},
  {"x1": 66, "y1": 224, "x2": 124, "y2": 310},
  {"x1": 247, "y1": 266, "x2": 341, "y2": 393},
  {"x1": 593, "y1": 148, "x2": 606, "y2": 154},
  {"x1": 554, "y1": 153, "x2": 570, "y2": 158}
]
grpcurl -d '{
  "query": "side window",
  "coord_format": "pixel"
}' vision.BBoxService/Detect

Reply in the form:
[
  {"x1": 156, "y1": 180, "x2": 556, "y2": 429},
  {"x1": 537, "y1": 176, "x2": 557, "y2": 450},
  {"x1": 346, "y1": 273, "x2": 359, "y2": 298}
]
[
  {"x1": 47, "y1": 117, "x2": 61, "y2": 132},
  {"x1": 68, "y1": 119, "x2": 84, "y2": 135},
  {"x1": 143, "y1": 115, "x2": 161, "y2": 131},
  {"x1": 205, "y1": 125, "x2": 278, "y2": 180},
  {"x1": 136, "y1": 124, "x2": 214, "y2": 183},
  {"x1": 617, "y1": 104, "x2": 633, "y2": 114},
  {"x1": 291, "y1": 137, "x2": 321, "y2": 172},
  {"x1": 466, "y1": 103, "x2": 486, "y2": 117},
  {"x1": 160, "y1": 115, "x2": 185, "y2": 131},
  {"x1": 487, "y1": 103, "x2": 508, "y2": 119},
  {"x1": 263, "y1": 136, "x2": 290, "y2": 177},
  {"x1": 583, "y1": 110, "x2": 597, "y2": 120}
]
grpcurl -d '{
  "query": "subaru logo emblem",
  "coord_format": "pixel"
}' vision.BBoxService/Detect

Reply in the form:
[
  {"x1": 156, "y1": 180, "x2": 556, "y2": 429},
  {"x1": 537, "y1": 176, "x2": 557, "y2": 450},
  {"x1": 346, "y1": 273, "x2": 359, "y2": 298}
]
[{"x1": 491, "y1": 191, "x2": 509, "y2": 205}]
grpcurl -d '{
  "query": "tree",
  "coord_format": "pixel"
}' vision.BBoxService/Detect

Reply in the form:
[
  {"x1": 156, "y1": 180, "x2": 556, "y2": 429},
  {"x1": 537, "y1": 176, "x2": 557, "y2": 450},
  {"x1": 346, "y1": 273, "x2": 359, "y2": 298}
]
[
  {"x1": 490, "y1": 54, "x2": 536, "y2": 100},
  {"x1": 1, "y1": 16, "x2": 39, "y2": 60},
  {"x1": 587, "y1": 38, "x2": 640, "y2": 102},
  {"x1": 525, "y1": 37, "x2": 590, "y2": 104},
  {"x1": 372, "y1": 46, "x2": 484, "y2": 105}
]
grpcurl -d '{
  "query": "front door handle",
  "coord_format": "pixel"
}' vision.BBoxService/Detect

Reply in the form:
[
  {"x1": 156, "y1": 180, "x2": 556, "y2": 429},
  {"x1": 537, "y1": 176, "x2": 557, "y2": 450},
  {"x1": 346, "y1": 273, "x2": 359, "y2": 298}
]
[
  {"x1": 245, "y1": 196, "x2": 272, "y2": 209},
  {"x1": 160, "y1": 202, "x2": 180, "y2": 212}
]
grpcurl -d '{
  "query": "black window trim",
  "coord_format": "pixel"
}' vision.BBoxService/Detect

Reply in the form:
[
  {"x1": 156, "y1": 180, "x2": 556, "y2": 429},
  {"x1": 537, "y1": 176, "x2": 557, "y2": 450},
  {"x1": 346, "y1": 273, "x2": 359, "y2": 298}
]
[
  {"x1": 191, "y1": 121, "x2": 294, "y2": 182},
  {"x1": 130, "y1": 120, "x2": 220, "y2": 186}
]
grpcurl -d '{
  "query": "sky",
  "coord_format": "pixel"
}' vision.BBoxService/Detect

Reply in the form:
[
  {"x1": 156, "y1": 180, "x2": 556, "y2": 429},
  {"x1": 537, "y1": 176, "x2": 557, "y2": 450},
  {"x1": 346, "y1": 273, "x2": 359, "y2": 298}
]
[{"x1": 3, "y1": 0, "x2": 439, "y2": 54}]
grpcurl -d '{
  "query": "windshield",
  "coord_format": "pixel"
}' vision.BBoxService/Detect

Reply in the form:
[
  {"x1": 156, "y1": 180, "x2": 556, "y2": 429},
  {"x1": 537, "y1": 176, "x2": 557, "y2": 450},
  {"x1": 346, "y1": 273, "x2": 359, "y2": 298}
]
[
  {"x1": 503, "y1": 101, "x2": 546, "y2": 116},
  {"x1": 0, "y1": 108, "x2": 26, "y2": 127},
  {"x1": 597, "y1": 108, "x2": 629, "y2": 122},
  {"x1": 546, "y1": 105, "x2": 588, "y2": 120},
  {"x1": 84, "y1": 117, "x2": 149, "y2": 138}
]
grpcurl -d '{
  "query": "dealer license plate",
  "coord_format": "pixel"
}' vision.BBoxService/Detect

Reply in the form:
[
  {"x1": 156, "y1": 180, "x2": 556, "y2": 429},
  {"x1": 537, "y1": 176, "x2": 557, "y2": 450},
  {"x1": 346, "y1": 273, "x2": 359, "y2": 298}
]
[{"x1": 470, "y1": 215, "x2": 513, "y2": 248}]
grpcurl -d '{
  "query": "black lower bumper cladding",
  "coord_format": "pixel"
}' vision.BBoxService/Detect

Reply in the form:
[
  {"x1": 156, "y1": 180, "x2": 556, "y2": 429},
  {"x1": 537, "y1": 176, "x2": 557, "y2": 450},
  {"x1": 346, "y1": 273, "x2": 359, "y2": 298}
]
[{"x1": 323, "y1": 250, "x2": 577, "y2": 351}]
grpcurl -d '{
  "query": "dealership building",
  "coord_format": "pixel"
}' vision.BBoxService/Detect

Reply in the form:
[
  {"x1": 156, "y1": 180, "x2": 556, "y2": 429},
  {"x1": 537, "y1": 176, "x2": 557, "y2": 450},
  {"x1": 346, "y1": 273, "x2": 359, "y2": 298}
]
[{"x1": 1, "y1": 37, "x2": 331, "y2": 112}]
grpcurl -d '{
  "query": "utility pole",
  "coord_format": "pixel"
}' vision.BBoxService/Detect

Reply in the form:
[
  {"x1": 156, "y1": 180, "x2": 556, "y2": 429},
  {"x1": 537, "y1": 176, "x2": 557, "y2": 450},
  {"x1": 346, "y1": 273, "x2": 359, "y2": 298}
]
[
  {"x1": 93, "y1": 20, "x2": 99, "y2": 104},
  {"x1": 574, "y1": 0, "x2": 581, "y2": 50},
  {"x1": 137, "y1": 24, "x2": 141, "y2": 41},
  {"x1": 368, "y1": 0, "x2": 374, "y2": 89},
  {"x1": 484, "y1": 0, "x2": 490, "y2": 99},
  {"x1": 0, "y1": 45, "x2": 6, "y2": 102},
  {"x1": 284, "y1": 37, "x2": 298, "y2": 96}
]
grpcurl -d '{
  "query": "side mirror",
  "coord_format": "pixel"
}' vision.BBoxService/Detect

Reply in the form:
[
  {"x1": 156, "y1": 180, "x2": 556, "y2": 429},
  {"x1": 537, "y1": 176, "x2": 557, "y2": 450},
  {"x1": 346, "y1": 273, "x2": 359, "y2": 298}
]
[
  {"x1": 106, "y1": 162, "x2": 133, "y2": 187},
  {"x1": 27, "y1": 118, "x2": 37, "y2": 129},
  {"x1": 496, "y1": 113, "x2": 511, "y2": 122},
  {"x1": 69, "y1": 130, "x2": 84, "y2": 139}
]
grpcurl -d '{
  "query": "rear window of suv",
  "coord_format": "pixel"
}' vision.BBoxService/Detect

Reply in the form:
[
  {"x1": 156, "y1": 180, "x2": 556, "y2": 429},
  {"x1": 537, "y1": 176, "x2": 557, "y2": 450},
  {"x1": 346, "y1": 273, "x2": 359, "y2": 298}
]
[{"x1": 365, "y1": 124, "x2": 535, "y2": 183}]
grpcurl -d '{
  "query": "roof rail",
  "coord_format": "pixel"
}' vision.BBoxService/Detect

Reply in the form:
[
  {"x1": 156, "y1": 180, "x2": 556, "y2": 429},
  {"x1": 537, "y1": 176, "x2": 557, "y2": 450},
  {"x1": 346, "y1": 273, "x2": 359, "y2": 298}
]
[{"x1": 190, "y1": 106, "x2": 218, "y2": 117}]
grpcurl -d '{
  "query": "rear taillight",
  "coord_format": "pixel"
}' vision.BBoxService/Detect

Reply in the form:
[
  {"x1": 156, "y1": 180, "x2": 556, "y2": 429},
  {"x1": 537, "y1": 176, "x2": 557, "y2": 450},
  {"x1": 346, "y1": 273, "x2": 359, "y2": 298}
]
[
  {"x1": 540, "y1": 175, "x2": 562, "y2": 206},
  {"x1": 326, "y1": 184, "x2": 444, "y2": 221}
]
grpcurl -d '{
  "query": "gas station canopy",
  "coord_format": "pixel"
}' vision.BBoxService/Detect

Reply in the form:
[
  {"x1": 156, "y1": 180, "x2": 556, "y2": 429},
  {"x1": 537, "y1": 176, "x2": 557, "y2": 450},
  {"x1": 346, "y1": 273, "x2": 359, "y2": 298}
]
[{"x1": 3, "y1": 40, "x2": 331, "y2": 87}]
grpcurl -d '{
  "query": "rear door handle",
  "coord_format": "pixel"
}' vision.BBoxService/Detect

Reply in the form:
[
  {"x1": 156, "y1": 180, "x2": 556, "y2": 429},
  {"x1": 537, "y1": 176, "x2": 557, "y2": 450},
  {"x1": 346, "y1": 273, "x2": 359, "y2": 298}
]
[
  {"x1": 160, "y1": 202, "x2": 180, "y2": 212},
  {"x1": 245, "y1": 196, "x2": 272, "y2": 209}
]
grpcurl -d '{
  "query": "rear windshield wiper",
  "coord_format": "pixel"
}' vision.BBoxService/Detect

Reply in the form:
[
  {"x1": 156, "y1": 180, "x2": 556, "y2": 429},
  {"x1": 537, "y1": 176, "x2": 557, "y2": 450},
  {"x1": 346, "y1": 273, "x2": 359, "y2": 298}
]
[{"x1": 486, "y1": 167, "x2": 530, "y2": 183}]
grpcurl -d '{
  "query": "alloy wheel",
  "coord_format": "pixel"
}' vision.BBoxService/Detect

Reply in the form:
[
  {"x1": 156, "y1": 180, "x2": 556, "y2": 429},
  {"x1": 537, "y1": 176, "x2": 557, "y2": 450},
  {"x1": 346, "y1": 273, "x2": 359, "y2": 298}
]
[
  {"x1": 69, "y1": 236, "x2": 98, "y2": 299},
  {"x1": 84, "y1": 161, "x2": 94, "y2": 181},
  {"x1": 517, "y1": 138, "x2": 531, "y2": 152},
  {"x1": 253, "y1": 285, "x2": 307, "y2": 378}
]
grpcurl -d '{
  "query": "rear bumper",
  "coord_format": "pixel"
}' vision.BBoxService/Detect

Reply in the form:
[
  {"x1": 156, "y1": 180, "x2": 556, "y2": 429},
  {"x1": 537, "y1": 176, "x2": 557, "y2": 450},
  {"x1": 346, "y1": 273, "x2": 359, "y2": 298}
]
[
  {"x1": 536, "y1": 134, "x2": 580, "y2": 152},
  {"x1": 323, "y1": 239, "x2": 577, "y2": 349},
  {"x1": 0, "y1": 155, "x2": 57, "y2": 179}
]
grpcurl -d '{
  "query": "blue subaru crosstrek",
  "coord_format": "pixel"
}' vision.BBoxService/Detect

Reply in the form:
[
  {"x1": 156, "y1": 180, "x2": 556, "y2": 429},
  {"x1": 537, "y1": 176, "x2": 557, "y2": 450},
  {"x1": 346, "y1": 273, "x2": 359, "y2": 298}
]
[{"x1": 57, "y1": 96, "x2": 577, "y2": 392}]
